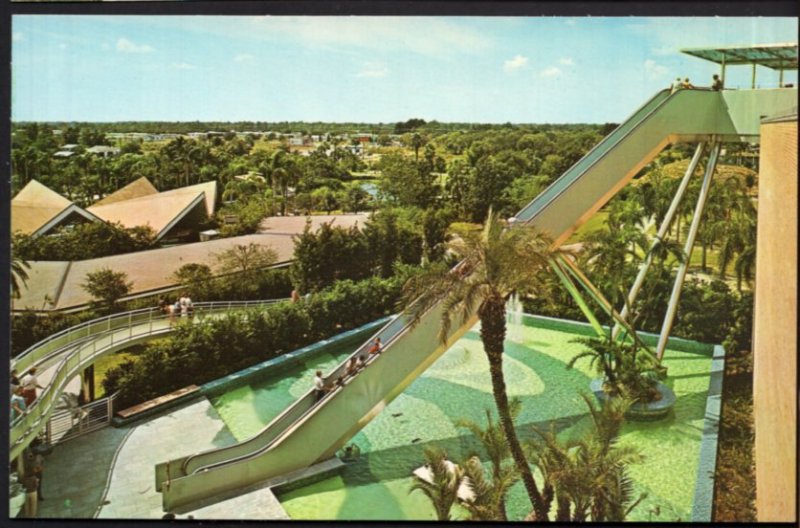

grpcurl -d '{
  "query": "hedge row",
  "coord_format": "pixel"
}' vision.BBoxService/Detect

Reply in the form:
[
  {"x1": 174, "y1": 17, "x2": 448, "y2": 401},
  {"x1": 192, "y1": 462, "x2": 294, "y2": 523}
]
[{"x1": 102, "y1": 275, "x2": 404, "y2": 409}]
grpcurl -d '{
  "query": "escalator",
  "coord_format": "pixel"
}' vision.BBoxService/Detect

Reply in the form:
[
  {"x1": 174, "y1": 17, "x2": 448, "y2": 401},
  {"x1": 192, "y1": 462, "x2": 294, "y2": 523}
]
[{"x1": 156, "y1": 86, "x2": 797, "y2": 511}]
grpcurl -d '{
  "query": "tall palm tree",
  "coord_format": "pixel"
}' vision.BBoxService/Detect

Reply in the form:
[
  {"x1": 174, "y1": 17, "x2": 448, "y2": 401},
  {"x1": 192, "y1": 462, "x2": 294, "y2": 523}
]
[
  {"x1": 401, "y1": 211, "x2": 560, "y2": 520},
  {"x1": 409, "y1": 446, "x2": 464, "y2": 521},
  {"x1": 11, "y1": 256, "x2": 31, "y2": 300},
  {"x1": 455, "y1": 398, "x2": 522, "y2": 520}
]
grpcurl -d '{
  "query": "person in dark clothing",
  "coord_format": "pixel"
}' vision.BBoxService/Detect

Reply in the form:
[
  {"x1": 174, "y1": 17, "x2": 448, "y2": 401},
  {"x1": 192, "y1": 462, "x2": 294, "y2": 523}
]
[{"x1": 711, "y1": 74, "x2": 724, "y2": 91}]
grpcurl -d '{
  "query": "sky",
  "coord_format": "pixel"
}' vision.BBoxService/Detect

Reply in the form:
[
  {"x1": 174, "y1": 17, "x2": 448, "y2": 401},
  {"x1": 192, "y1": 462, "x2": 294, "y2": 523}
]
[{"x1": 11, "y1": 16, "x2": 798, "y2": 124}]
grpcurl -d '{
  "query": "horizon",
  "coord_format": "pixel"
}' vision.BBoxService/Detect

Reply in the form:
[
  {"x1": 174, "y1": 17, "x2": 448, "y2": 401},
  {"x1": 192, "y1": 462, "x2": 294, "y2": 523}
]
[{"x1": 12, "y1": 16, "x2": 798, "y2": 124}]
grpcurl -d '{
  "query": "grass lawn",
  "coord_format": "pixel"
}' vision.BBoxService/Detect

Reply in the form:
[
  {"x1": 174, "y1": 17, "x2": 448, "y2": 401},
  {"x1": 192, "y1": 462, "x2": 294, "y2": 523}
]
[{"x1": 93, "y1": 347, "x2": 143, "y2": 398}]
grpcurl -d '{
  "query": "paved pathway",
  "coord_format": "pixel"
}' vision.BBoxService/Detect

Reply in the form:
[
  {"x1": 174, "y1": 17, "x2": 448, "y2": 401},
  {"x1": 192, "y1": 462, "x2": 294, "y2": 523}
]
[
  {"x1": 36, "y1": 397, "x2": 237, "y2": 519},
  {"x1": 97, "y1": 398, "x2": 237, "y2": 519}
]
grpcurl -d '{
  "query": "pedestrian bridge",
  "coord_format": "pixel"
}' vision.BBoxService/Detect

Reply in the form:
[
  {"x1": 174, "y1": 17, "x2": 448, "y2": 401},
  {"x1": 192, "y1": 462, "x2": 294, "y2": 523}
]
[{"x1": 9, "y1": 299, "x2": 284, "y2": 461}]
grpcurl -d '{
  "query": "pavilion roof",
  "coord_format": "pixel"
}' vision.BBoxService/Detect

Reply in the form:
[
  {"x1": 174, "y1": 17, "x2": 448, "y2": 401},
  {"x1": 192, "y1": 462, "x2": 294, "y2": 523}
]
[{"x1": 681, "y1": 43, "x2": 798, "y2": 70}]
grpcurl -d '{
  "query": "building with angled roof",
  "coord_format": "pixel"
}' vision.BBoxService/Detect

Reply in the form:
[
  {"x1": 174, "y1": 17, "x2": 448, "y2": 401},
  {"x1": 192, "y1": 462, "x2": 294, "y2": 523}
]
[
  {"x1": 87, "y1": 180, "x2": 218, "y2": 243},
  {"x1": 93, "y1": 176, "x2": 159, "y2": 207},
  {"x1": 11, "y1": 180, "x2": 101, "y2": 237}
]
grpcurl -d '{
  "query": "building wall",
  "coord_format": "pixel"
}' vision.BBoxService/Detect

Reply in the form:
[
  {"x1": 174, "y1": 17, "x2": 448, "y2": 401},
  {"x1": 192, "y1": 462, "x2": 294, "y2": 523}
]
[{"x1": 753, "y1": 117, "x2": 797, "y2": 522}]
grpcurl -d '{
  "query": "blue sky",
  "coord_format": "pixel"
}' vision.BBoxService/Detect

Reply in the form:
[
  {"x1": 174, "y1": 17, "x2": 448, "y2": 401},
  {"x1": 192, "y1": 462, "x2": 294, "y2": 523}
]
[{"x1": 11, "y1": 16, "x2": 798, "y2": 124}]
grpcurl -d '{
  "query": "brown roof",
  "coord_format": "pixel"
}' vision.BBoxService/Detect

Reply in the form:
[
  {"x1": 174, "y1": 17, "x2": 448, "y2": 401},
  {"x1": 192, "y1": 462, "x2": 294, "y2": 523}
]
[
  {"x1": 93, "y1": 177, "x2": 159, "y2": 206},
  {"x1": 258, "y1": 214, "x2": 369, "y2": 235},
  {"x1": 11, "y1": 180, "x2": 97, "y2": 236},
  {"x1": 87, "y1": 181, "x2": 217, "y2": 239},
  {"x1": 13, "y1": 234, "x2": 297, "y2": 311},
  {"x1": 88, "y1": 191, "x2": 206, "y2": 240}
]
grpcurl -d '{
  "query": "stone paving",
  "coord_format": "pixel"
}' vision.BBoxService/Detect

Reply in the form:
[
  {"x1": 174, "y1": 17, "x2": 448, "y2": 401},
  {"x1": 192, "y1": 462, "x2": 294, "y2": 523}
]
[
  {"x1": 97, "y1": 398, "x2": 237, "y2": 519},
  {"x1": 35, "y1": 396, "x2": 237, "y2": 520}
]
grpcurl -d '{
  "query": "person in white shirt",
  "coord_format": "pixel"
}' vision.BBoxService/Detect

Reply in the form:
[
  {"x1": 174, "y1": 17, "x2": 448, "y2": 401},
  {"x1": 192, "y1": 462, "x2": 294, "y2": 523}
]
[
  {"x1": 313, "y1": 371, "x2": 330, "y2": 402},
  {"x1": 20, "y1": 368, "x2": 43, "y2": 407}
]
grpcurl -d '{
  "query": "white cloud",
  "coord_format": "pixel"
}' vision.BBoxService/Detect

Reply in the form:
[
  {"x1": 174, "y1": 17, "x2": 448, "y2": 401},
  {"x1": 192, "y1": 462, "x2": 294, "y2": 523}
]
[
  {"x1": 356, "y1": 62, "x2": 389, "y2": 78},
  {"x1": 503, "y1": 55, "x2": 529, "y2": 73},
  {"x1": 559, "y1": 57, "x2": 575, "y2": 66},
  {"x1": 644, "y1": 59, "x2": 669, "y2": 81},
  {"x1": 251, "y1": 17, "x2": 492, "y2": 57},
  {"x1": 12, "y1": 32, "x2": 23, "y2": 42},
  {"x1": 59, "y1": 43, "x2": 68, "y2": 50},
  {"x1": 540, "y1": 66, "x2": 562, "y2": 78},
  {"x1": 172, "y1": 62, "x2": 197, "y2": 70},
  {"x1": 116, "y1": 38, "x2": 155, "y2": 54},
  {"x1": 234, "y1": 53, "x2": 255, "y2": 63}
]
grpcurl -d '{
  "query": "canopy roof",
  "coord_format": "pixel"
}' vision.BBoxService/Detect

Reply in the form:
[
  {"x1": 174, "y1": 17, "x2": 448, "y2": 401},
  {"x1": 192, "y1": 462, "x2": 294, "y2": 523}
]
[{"x1": 681, "y1": 43, "x2": 798, "y2": 70}]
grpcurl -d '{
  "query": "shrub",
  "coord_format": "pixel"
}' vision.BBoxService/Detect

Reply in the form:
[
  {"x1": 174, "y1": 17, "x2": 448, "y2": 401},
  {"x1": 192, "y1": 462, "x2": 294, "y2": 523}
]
[{"x1": 102, "y1": 275, "x2": 404, "y2": 409}]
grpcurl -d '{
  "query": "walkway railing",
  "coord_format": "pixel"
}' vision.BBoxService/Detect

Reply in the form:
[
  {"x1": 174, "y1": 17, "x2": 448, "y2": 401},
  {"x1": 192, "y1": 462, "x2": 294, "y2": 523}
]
[{"x1": 10, "y1": 299, "x2": 285, "y2": 461}]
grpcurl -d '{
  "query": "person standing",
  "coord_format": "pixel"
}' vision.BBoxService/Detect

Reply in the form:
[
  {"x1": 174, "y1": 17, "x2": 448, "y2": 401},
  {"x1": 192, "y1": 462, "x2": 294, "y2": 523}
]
[
  {"x1": 313, "y1": 371, "x2": 329, "y2": 402},
  {"x1": 711, "y1": 74, "x2": 724, "y2": 91},
  {"x1": 11, "y1": 386, "x2": 27, "y2": 421},
  {"x1": 32, "y1": 453, "x2": 45, "y2": 501},
  {"x1": 368, "y1": 337, "x2": 383, "y2": 356},
  {"x1": 20, "y1": 368, "x2": 43, "y2": 407},
  {"x1": 22, "y1": 472, "x2": 38, "y2": 518}
]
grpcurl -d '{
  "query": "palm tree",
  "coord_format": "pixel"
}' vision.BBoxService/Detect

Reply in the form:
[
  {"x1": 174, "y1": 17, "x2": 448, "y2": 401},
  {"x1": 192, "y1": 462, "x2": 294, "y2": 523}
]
[
  {"x1": 528, "y1": 394, "x2": 646, "y2": 522},
  {"x1": 11, "y1": 256, "x2": 31, "y2": 299},
  {"x1": 409, "y1": 446, "x2": 464, "y2": 521},
  {"x1": 455, "y1": 398, "x2": 522, "y2": 520},
  {"x1": 401, "y1": 211, "x2": 560, "y2": 520},
  {"x1": 460, "y1": 455, "x2": 518, "y2": 521}
]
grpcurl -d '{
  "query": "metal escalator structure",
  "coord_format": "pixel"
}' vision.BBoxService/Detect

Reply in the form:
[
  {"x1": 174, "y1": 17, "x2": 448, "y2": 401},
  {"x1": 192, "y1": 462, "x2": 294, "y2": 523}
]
[{"x1": 156, "y1": 87, "x2": 797, "y2": 511}]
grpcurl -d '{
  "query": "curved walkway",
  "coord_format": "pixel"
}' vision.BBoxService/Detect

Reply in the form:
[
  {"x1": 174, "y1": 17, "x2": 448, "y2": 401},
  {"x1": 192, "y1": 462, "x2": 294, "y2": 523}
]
[{"x1": 10, "y1": 299, "x2": 284, "y2": 462}]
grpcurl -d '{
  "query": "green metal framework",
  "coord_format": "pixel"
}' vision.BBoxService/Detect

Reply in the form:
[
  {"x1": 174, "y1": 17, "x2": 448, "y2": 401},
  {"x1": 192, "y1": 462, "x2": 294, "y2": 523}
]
[{"x1": 681, "y1": 43, "x2": 798, "y2": 87}]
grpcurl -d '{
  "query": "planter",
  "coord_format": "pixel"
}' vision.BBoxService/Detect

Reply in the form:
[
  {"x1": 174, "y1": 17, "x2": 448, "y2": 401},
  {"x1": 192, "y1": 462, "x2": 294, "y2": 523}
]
[{"x1": 589, "y1": 378, "x2": 676, "y2": 421}]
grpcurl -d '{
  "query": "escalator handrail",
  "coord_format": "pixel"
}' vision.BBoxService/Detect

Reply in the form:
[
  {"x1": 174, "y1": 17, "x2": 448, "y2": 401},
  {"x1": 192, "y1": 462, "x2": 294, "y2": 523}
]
[
  {"x1": 515, "y1": 88, "x2": 680, "y2": 224},
  {"x1": 186, "y1": 309, "x2": 419, "y2": 475},
  {"x1": 180, "y1": 312, "x2": 409, "y2": 474}
]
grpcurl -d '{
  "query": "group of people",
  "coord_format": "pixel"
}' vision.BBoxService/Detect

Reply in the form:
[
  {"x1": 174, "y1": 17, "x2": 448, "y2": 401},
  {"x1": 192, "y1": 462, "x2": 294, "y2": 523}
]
[
  {"x1": 11, "y1": 367, "x2": 44, "y2": 422},
  {"x1": 159, "y1": 293, "x2": 194, "y2": 323},
  {"x1": 671, "y1": 74, "x2": 724, "y2": 93},
  {"x1": 313, "y1": 337, "x2": 383, "y2": 402}
]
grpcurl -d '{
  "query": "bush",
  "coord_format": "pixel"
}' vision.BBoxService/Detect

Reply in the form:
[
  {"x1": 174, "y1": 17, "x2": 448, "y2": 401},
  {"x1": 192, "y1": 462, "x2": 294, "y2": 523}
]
[
  {"x1": 13, "y1": 222, "x2": 156, "y2": 261},
  {"x1": 102, "y1": 275, "x2": 405, "y2": 409}
]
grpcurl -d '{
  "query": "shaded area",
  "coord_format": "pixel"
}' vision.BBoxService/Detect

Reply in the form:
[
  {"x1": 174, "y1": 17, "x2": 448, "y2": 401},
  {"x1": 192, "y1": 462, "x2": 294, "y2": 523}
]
[{"x1": 37, "y1": 426, "x2": 132, "y2": 518}]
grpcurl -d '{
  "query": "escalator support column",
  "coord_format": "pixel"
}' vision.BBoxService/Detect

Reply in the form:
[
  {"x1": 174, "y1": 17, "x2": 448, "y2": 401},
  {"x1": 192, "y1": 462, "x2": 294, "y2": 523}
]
[
  {"x1": 613, "y1": 142, "x2": 706, "y2": 339},
  {"x1": 656, "y1": 142, "x2": 721, "y2": 360},
  {"x1": 80, "y1": 365, "x2": 95, "y2": 404}
]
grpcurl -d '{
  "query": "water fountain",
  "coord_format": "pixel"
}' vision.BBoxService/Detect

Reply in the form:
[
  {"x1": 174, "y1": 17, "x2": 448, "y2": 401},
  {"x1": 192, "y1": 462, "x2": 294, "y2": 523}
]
[{"x1": 505, "y1": 293, "x2": 524, "y2": 343}]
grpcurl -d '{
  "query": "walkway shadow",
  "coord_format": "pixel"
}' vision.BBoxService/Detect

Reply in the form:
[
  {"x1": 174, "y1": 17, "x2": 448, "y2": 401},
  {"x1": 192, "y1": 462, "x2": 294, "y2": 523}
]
[{"x1": 37, "y1": 425, "x2": 133, "y2": 519}]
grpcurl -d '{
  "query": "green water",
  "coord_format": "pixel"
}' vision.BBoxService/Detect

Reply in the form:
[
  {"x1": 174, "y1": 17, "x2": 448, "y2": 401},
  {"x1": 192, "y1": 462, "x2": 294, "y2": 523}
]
[
  {"x1": 212, "y1": 321, "x2": 713, "y2": 522},
  {"x1": 210, "y1": 343, "x2": 357, "y2": 441}
]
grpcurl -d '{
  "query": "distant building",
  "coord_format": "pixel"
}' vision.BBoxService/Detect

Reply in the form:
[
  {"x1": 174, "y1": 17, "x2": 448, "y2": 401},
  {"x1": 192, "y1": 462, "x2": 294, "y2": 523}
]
[{"x1": 86, "y1": 145, "x2": 121, "y2": 158}]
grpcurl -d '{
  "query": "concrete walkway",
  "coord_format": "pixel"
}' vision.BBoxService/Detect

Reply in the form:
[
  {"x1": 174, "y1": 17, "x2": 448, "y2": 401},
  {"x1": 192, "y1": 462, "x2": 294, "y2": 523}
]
[
  {"x1": 36, "y1": 396, "x2": 237, "y2": 519},
  {"x1": 98, "y1": 398, "x2": 237, "y2": 519}
]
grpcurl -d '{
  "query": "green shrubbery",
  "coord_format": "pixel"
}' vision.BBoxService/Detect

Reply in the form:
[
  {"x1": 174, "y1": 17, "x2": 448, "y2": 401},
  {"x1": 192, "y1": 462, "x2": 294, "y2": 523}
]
[{"x1": 103, "y1": 275, "x2": 405, "y2": 409}]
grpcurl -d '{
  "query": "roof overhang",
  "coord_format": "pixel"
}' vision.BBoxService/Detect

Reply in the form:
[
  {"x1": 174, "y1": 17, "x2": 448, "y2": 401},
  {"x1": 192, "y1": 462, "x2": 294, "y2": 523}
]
[
  {"x1": 32, "y1": 204, "x2": 104, "y2": 237},
  {"x1": 681, "y1": 43, "x2": 798, "y2": 70}
]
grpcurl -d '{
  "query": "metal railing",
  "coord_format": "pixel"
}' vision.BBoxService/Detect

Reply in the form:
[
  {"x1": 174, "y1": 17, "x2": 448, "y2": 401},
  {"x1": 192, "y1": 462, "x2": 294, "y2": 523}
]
[
  {"x1": 46, "y1": 392, "x2": 119, "y2": 446},
  {"x1": 10, "y1": 299, "x2": 285, "y2": 461}
]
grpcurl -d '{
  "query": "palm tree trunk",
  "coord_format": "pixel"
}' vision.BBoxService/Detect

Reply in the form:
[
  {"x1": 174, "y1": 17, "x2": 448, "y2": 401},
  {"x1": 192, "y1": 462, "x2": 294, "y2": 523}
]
[{"x1": 479, "y1": 295, "x2": 549, "y2": 521}]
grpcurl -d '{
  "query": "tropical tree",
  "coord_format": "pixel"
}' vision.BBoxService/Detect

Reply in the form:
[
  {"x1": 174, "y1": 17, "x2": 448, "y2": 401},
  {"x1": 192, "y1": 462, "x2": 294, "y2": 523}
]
[
  {"x1": 409, "y1": 446, "x2": 464, "y2": 521},
  {"x1": 401, "y1": 211, "x2": 561, "y2": 520},
  {"x1": 528, "y1": 395, "x2": 647, "y2": 522},
  {"x1": 11, "y1": 256, "x2": 31, "y2": 300},
  {"x1": 455, "y1": 399, "x2": 522, "y2": 520},
  {"x1": 81, "y1": 267, "x2": 133, "y2": 312}
]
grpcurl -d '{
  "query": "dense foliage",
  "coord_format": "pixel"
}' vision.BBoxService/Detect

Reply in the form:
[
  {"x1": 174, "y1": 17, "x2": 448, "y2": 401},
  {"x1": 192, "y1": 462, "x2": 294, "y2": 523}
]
[
  {"x1": 102, "y1": 275, "x2": 405, "y2": 409},
  {"x1": 13, "y1": 222, "x2": 157, "y2": 261}
]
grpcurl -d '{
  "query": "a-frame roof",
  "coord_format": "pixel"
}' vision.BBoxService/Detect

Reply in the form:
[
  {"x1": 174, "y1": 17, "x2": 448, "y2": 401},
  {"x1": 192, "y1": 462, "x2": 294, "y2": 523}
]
[
  {"x1": 11, "y1": 180, "x2": 101, "y2": 236},
  {"x1": 93, "y1": 176, "x2": 159, "y2": 206}
]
